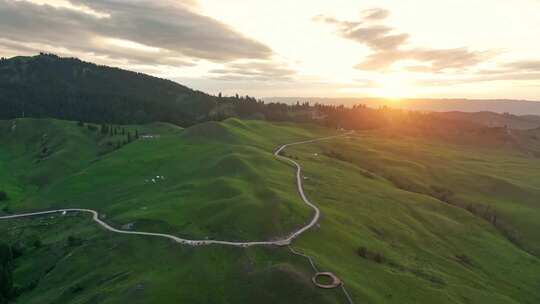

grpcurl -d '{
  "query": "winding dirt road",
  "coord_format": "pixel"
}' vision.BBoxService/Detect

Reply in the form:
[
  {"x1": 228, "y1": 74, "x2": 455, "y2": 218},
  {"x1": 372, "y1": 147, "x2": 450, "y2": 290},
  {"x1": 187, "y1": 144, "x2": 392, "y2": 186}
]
[{"x1": 0, "y1": 133, "x2": 347, "y2": 247}]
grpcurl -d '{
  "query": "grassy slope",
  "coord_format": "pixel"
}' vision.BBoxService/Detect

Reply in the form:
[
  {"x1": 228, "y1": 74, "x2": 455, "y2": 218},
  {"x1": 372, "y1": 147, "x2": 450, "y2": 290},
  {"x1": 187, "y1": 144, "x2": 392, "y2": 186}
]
[
  {"x1": 0, "y1": 118, "x2": 335, "y2": 241},
  {"x1": 0, "y1": 118, "x2": 344, "y2": 304},
  {"x1": 0, "y1": 215, "x2": 343, "y2": 304},
  {"x1": 2, "y1": 118, "x2": 539, "y2": 303},
  {"x1": 332, "y1": 132, "x2": 540, "y2": 255},
  {"x1": 0, "y1": 118, "x2": 180, "y2": 206},
  {"x1": 287, "y1": 133, "x2": 540, "y2": 304}
]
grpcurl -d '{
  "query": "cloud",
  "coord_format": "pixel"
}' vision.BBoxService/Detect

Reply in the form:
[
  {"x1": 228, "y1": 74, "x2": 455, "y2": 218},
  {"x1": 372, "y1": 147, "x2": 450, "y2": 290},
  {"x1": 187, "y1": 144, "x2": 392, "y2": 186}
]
[
  {"x1": 416, "y1": 68, "x2": 540, "y2": 87},
  {"x1": 0, "y1": 37, "x2": 197, "y2": 67},
  {"x1": 356, "y1": 48, "x2": 486, "y2": 72},
  {"x1": 407, "y1": 57, "x2": 540, "y2": 88},
  {"x1": 0, "y1": 0, "x2": 272, "y2": 65},
  {"x1": 362, "y1": 8, "x2": 390, "y2": 21},
  {"x1": 502, "y1": 60, "x2": 540, "y2": 72},
  {"x1": 315, "y1": 8, "x2": 405, "y2": 51},
  {"x1": 208, "y1": 61, "x2": 296, "y2": 81},
  {"x1": 312, "y1": 14, "x2": 361, "y2": 29},
  {"x1": 344, "y1": 26, "x2": 409, "y2": 51},
  {"x1": 315, "y1": 8, "x2": 485, "y2": 72},
  {"x1": 475, "y1": 60, "x2": 540, "y2": 82},
  {"x1": 354, "y1": 50, "x2": 401, "y2": 70},
  {"x1": 481, "y1": 72, "x2": 540, "y2": 81}
]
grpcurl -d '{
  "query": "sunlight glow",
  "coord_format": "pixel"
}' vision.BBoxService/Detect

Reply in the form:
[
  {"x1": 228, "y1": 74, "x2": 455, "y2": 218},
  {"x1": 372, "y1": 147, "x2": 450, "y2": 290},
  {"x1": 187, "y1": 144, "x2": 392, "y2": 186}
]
[
  {"x1": 22, "y1": 0, "x2": 110, "y2": 18},
  {"x1": 196, "y1": 0, "x2": 540, "y2": 99},
  {"x1": 101, "y1": 38, "x2": 162, "y2": 53},
  {"x1": 373, "y1": 74, "x2": 416, "y2": 99}
]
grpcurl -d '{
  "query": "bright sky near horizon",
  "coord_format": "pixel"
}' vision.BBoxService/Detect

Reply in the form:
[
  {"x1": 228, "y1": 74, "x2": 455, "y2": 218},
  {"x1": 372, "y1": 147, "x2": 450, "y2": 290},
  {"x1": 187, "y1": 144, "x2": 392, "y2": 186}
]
[{"x1": 1, "y1": 0, "x2": 540, "y2": 100}]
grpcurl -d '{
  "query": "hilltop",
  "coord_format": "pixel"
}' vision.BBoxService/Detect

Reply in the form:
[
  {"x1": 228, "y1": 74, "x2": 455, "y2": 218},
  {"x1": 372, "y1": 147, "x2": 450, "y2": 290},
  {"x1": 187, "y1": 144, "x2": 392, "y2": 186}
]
[{"x1": 0, "y1": 54, "x2": 217, "y2": 126}]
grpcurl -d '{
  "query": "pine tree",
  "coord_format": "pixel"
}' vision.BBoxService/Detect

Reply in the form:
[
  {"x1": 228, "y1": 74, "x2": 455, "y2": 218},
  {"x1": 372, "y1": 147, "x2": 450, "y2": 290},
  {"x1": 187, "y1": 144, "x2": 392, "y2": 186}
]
[
  {"x1": 101, "y1": 124, "x2": 110, "y2": 135},
  {"x1": 0, "y1": 242, "x2": 14, "y2": 300},
  {"x1": 0, "y1": 190, "x2": 7, "y2": 201}
]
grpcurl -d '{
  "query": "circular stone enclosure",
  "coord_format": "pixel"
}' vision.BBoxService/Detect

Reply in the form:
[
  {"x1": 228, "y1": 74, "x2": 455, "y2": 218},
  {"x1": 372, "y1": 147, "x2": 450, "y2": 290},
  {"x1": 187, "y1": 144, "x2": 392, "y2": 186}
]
[{"x1": 312, "y1": 272, "x2": 342, "y2": 289}]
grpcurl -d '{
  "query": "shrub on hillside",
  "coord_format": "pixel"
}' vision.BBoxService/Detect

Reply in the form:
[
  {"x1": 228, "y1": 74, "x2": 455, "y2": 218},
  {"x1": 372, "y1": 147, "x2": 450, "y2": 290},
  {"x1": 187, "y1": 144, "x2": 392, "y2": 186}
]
[
  {"x1": 0, "y1": 191, "x2": 7, "y2": 201},
  {"x1": 32, "y1": 239, "x2": 42, "y2": 249},
  {"x1": 356, "y1": 246, "x2": 386, "y2": 264},
  {"x1": 69, "y1": 284, "x2": 84, "y2": 294},
  {"x1": 360, "y1": 170, "x2": 376, "y2": 179},
  {"x1": 324, "y1": 150, "x2": 350, "y2": 162},
  {"x1": 430, "y1": 185, "x2": 454, "y2": 202},
  {"x1": 357, "y1": 246, "x2": 368, "y2": 258},
  {"x1": 455, "y1": 254, "x2": 474, "y2": 267},
  {"x1": 9, "y1": 244, "x2": 23, "y2": 260},
  {"x1": 67, "y1": 236, "x2": 83, "y2": 247},
  {"x1": 373, "y1": 253, "x2": 385, "y2": 264},
  {"x1": 0, "y1": 242, "x2": 14, "y2": 302}
]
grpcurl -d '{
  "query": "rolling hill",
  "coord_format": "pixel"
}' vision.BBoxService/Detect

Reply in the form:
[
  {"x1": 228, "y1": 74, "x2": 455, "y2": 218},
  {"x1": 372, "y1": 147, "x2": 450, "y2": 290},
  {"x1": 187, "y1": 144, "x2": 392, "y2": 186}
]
[
  {"x1": 429, "y1": 111, "x2": 540, "y2": 130},
  {"x1": 1, "y1": 117, "x2": 540, "y2": 303},
  {"x1": 0, "y1": 118, "x2": 338, "y2": 241},
  {"x1": 0, "y1": 54, "x2": 218, "y2": 126}
]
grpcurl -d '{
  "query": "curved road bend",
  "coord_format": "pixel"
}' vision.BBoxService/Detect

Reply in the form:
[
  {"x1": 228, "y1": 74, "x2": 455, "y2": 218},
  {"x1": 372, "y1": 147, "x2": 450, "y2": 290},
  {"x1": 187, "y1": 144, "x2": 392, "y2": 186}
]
[{"x1": 0, "y1": 133, "x2": 351, "y2": 247}]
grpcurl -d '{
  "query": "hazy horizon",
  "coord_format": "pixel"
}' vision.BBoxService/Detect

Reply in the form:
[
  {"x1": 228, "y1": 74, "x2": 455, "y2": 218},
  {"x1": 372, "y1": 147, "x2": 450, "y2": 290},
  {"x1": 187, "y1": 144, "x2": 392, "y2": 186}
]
[{"x1": 265, "y1": 97, "x2": 540, "y2": 116}]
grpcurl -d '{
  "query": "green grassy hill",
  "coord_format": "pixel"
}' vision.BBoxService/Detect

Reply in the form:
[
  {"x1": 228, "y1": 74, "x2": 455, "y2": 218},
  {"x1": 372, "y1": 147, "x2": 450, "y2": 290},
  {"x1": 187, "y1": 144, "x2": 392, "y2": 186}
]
[
  {"x1": 1, "y1": 214, "x2": 343, "y2": 304},
  {"x1": 0, "y1": 54, "x2": 218, "y2": 125},
  {"x1": 287, "y1": 131, "x2": 540, "y2": 303},
  {"x1": 0, "y1": 118, "x2": 336, "y2": 241},
  {"x1": 0, "y1": 118, "x2": 344, "y2": 303},
  {"x1": 1, "y1": 118, "x2": 539, "y2": 303}
]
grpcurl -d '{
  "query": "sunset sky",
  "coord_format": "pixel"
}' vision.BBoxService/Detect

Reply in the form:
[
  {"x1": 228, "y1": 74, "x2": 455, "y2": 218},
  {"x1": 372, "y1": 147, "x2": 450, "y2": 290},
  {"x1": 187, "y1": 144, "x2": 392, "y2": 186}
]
[{"x1": 1, "y1": 0, "x2": 540, "y2": 99}]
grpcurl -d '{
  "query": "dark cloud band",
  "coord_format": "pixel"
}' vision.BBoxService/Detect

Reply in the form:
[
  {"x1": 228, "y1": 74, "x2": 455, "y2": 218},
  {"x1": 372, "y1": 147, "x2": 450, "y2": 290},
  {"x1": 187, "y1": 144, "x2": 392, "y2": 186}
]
[{"x1": 0, "y1": 0, "x2": 272, "y2": 64}]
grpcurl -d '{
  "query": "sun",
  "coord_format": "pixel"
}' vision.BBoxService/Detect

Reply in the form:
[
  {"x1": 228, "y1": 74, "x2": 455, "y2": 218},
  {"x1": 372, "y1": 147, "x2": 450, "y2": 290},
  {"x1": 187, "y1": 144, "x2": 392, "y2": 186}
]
[
  {"x1": 373, "y1": 74, "x2": 415, "y2": 100},
  {"x1": 338, "y1": 74, "x2": 417, "y2": 100}
]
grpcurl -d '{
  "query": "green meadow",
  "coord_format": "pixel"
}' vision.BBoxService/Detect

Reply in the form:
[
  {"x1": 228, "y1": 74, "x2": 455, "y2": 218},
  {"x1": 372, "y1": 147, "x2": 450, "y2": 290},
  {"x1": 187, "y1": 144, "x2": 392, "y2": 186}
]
[
  {"x1": 287, "y1": 132, "x2": 540, "y2": 303},
  {"x1": 0, "y1": 118, "x2": 333, "y2": 241},
  {"x1": 1, "y1": 118, "x2": 539, "y2": 303},
  {"x1": 0, "y1": 215, "x2": 343, "y2": 304}
]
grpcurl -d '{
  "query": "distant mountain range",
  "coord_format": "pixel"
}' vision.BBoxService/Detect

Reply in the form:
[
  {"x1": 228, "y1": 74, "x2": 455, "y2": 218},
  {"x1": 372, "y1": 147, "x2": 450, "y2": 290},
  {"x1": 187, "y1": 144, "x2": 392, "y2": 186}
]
[
  {"x1": 266, "y1": 97, "x2": 540, "y2": 116},
  {"x1": 2, "y1": 54, "x2": 539, "y2": 130}
]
